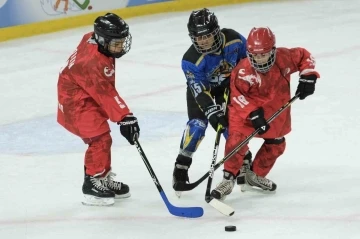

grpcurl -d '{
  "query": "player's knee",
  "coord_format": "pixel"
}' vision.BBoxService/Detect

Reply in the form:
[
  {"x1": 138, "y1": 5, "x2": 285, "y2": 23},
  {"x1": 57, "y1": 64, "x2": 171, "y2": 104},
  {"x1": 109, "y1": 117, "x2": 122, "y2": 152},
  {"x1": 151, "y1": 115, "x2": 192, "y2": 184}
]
[
  {"x1": 84, "y1": 132, "x2": 112, "y2": 150},
  {"x1": 179, "y1": 119, "x2": 207, "y2": 156},
  {"x1": 264, "y1": 137, "x2": 285, "y2": 145},
  {"x1": 101, "y1": 132, "x2": 112, "y2": 150},
  {"x1": 264, "y1": 137, "x2": 286, "y2": 155}
]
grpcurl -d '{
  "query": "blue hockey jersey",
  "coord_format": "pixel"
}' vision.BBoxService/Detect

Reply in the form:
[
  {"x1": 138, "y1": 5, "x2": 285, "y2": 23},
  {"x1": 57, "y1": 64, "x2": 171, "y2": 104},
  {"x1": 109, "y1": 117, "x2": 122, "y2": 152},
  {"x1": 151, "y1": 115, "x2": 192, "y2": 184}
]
[{"x1": 182, "y1": 28, "x2": 247, "y2": 98}]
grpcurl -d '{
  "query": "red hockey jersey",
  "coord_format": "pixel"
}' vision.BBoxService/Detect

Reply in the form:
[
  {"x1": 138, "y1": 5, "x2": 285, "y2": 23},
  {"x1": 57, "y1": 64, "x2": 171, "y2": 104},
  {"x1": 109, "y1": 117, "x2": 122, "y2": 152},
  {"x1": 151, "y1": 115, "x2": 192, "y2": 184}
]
[
  {"x1": 228, "y1": 47, "x2": 320, "y2": 138},
  {"x1": 57, "y1": 32, "x2": 130, "y2": 138}
]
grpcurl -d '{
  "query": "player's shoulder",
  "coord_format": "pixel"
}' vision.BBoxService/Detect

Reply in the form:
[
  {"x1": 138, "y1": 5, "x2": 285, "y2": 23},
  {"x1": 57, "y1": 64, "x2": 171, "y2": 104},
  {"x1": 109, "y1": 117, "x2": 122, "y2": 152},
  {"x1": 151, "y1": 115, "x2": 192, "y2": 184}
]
[
  {"x1": 276, "y1": 47, "x2": 291, "y2": 55},
  {"x1": 81, "y1": 32, "x2": 94, "y2": 42},
  {"x1": 221, "y1": 28, "x2": 244, "y2": 43},
  {"x1": 233, "y1": 59, "x2": 253, "y2": 75},
  {"x1": 76, "y1": 38, "x2": 112, "y2": 71},
  {"x1": 76, "y1": 33, "x2": 96, "y2": 57},
  {"x1": 274, "y1": 47, "x2": 293, "y2": 63},
  {"x1": 182, "y1": 45, "x2": 202, "y2": 65}
]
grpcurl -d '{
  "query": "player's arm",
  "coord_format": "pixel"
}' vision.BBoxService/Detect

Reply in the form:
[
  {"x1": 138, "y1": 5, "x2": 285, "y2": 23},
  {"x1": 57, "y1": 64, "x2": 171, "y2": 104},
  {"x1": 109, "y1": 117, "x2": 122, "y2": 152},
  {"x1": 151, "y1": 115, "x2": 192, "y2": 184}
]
[
  {"x1": 78, "y1": 64, "x2": 140, "y2": 145},
  {"x1": 221, "y1": 29, "x2": 248, "y2": 63},
  {"x1": 77, "y1": 66, "x2": 131, "y2": 123},
  {"x1": 182, "y1": 60, "x2": 227, "y2": 131},
  {"x1": 230, "y1": 67, "x2": 270, "y2": 134},
  {"x1": 230, "y1": 67, "x2": 264, "y2": 118},
  {"x1": 290, "y1": 47, "x2": 320, "y2": 100}
]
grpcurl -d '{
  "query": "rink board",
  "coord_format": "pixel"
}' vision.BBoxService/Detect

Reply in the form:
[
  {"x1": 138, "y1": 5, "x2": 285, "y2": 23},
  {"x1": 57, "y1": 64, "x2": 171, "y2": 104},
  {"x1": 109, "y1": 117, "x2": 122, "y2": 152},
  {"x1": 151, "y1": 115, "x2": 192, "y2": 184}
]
[{"x1": 0, "y1": 0, "x2": 276, "y2": 42}]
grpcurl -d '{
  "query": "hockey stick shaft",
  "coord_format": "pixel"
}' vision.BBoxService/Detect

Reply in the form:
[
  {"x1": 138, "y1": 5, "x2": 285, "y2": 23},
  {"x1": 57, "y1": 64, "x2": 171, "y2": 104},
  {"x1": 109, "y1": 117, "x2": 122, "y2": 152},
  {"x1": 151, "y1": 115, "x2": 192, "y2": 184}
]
[
  {"x1": 205, "y1": 127, "x2": 222, "y2": 202},
  {"x1": 205, "y1": 87, "x2": 230, "y2": 202},
  {"x1": 206, "y1": 124, "x2": 236, "y2": 217},
  {"x1": 174, "y1": 94, "x2": 300, "y2": 191},
  {"x1": 134, "y1": 139, "x2": 203, "y2": 218}
]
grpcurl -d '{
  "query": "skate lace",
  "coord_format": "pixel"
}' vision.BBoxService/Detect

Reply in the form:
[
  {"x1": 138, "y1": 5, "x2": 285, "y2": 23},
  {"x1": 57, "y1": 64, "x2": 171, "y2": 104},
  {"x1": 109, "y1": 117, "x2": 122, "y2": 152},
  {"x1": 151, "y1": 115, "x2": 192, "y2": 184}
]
[
  {"x1": 216, "y1": 180, "x2": 234, "y2": 194},
  {"x1": 105, "y1": 172, "x2": 122, "y2": 190},
  {"x1": 90, "y1": 177, "x2": 109, "y2": 191},
  {"x1": 256, "y1": 176, "x2": 272, "y2": 188}
]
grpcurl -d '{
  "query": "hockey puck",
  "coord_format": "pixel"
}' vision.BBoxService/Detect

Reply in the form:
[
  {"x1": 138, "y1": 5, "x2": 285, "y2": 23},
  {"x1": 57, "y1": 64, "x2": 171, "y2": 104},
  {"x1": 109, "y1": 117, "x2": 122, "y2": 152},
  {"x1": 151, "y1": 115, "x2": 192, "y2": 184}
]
[{"x1": 225, "y1": 225, "x2": 236, "y2": 232}]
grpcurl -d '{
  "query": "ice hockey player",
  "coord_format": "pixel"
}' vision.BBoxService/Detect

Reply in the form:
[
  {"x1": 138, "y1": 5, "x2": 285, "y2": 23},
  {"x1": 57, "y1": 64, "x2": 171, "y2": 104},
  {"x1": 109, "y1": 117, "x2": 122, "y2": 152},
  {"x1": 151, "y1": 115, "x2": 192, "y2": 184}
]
[
  {"x1": 172, "y1": 8, "x2": 247, "y2": 196},
  {"x1": 57, "y1": 13, "x2": 140, "y2": 206},
  {"x1": 211, "y1": 27, "x2": 320, "y2": 200}
]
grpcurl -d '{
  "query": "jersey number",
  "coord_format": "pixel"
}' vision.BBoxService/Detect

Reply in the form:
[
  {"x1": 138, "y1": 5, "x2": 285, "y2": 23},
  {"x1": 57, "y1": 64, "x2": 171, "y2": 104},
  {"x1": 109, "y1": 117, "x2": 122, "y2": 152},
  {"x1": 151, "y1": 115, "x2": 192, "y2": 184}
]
[
  {"x1": 190, "y1": 83, "x2": 202, "y2": 97},
  {"x1": 233, "y1": 95, "x2": 249, "y2": 108}
]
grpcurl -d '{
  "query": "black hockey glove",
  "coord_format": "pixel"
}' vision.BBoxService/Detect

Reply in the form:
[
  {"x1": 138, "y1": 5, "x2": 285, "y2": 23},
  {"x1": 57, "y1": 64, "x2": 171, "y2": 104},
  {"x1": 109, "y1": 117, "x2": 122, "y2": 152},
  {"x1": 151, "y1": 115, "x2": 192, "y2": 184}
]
[
  {"x1": 249, "y1": 107, "x2": 270, "y2": 135},
  {"x1": 204, "y1": 105, "x2": 228, "y2": 132},
  {"x1": 219, "y1": 76, "x2": 230, "y2": 88},
  {"x1": 296, "y1": 74, "x2": 317, "y2": 100},
  {"x1": 118, "y1": 115, "x2": 140, "y2": 145}
]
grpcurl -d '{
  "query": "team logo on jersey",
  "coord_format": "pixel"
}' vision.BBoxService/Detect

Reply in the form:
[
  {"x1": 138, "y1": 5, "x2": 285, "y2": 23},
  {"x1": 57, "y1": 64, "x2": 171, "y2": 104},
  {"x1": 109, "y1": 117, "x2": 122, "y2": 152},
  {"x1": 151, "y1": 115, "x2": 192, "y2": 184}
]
[
  {"x1": 238, "y1": 68, "x2": 245, "y2": 75},
  {"x1": 104, "y1": 64, "x2": 115, "y2": 77},
  {"x1": 281, "y1": 67, "x2": 291, "y2": 76},
  {"x1": 210, "y1": 60, "x2": 233, "y2": 86},
  {"x1": 238, "y1": 70, "x2": 262, "y2": 87}
]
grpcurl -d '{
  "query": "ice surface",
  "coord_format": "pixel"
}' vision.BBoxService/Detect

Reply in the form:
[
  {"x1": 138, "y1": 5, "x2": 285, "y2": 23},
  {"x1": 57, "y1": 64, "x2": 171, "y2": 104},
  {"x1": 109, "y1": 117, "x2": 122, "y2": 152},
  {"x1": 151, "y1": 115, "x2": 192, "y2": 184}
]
[{"x1": 1, "y1": 0, "x2": 359, "y2": 238}]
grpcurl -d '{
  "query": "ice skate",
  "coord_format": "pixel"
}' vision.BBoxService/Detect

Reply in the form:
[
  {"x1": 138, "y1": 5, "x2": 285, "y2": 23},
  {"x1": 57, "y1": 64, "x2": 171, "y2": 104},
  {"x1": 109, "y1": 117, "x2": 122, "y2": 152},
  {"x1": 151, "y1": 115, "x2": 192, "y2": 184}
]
[
  {"x1": 172, "y1": 155, "x2": 192, "y2": 198},
  {"x1": 82, "y1": 174, "x2": 115, "y2": 206},
  {"x1": 210, "y1": 170, "x2": 236, "y2": 201},
  {"x1": 236, "y1": 151, "x2": 252, "y2": 192},
  {"x1": 172, "y1": 163, "x2": 190, "y2": 198},
  {"x1": 102, "y1": 171, "x2": 130, "y2": 199},
  {"x1": 243, "y1": 170, "x2": 277, "y2": 194}
]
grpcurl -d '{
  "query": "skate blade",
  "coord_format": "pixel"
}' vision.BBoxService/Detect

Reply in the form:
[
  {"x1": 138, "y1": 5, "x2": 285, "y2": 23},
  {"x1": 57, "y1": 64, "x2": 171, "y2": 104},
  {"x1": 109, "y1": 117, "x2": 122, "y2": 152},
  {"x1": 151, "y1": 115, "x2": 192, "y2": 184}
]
[
  {"x1": 82, "y1": 195, "x2": 115, "y2": 206},
  {"x1": 115, "y1": 192, "x2": 131, "y2": 199},
  {"x1": 240, "y1": 184, "x2": 276, "y2": 194}
]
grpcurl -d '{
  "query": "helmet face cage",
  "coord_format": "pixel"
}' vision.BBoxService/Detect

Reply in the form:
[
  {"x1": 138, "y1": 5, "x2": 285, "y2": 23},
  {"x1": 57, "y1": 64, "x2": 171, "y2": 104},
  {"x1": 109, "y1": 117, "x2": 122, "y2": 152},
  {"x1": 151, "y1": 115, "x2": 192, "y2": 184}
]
[
  {"x1": 108, "y1": 35, "x2": 132, "y2": 57},
  {"x1": 189, "y1": 27, "x2": 222, "y2": 54},
  {"x1": 247, "y1": 47, "x2": 276, "y2": 73},
  {"x1": 187, "y1": 9, "x2": 222, "y2": 54},
  {"x1": 95, "y1": 33, "x2": 132, "y2": 58}
]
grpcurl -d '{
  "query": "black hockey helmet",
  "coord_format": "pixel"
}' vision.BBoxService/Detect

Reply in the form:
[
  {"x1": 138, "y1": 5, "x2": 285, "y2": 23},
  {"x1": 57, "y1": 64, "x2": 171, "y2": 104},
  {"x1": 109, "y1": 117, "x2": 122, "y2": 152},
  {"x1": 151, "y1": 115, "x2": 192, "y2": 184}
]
[
  {"x1": 187, "y1": 8, "x2": 222, "y2": 54},
  {"x1": 94, "y1": 13, "x2": 132, "y2": 58}
]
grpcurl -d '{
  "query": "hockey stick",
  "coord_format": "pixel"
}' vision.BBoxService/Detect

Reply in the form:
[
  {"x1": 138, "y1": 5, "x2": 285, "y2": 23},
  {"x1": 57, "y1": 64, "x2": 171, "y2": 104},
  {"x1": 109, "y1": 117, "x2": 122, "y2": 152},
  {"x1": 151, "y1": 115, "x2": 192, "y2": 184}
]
[
  {"x1": 205, "y1": 87, "x2": 229, "y2": 202},
  {"x1": 206, "y1": 124, "x2": 235, "y2": 216},
  {"x1": 204, "y1": 88, "x2": 235, "y2": 216},
  {"x1": 134, "y1": 139, "x2": 204, "y2": 218},
  {"x1": 173, "y1": 94, "x2": 300, "y2": 191}
]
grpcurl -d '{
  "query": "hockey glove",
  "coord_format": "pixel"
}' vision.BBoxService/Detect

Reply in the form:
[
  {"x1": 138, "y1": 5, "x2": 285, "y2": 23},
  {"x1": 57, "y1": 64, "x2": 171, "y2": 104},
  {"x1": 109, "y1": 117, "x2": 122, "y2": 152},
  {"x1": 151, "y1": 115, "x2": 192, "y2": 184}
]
[
  {"x1": 204, "y1": 104, "x2": 228, "y2": 132},
  {"x1": 296, "y1": 74, "x2": 317, "y2": 100},
  {"x1": 118, "y1": 115, "x2": 140, "y2": 145},
  {"x1": 249, "y1": 107, "x2": 270, "y2": 135},
  {"x1": 220, "y1": 76, "x2": 230, "y2": 88}
]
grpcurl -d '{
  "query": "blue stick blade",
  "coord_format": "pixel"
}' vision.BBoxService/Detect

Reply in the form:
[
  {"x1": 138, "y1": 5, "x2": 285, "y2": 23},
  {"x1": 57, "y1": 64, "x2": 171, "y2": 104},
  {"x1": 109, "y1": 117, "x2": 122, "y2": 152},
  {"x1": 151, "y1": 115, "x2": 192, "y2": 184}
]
[{"x1": 160, "y1": 191, "x2": 204, "y2": 218}]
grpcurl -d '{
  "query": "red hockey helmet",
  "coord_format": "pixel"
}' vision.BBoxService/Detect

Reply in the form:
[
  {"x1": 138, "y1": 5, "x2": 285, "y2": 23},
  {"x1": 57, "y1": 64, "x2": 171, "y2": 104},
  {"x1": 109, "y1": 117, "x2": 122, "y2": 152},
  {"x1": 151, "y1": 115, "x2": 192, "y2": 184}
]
[{"x1": 246, "y1": 27, "x2": 276, "y2": 73}]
